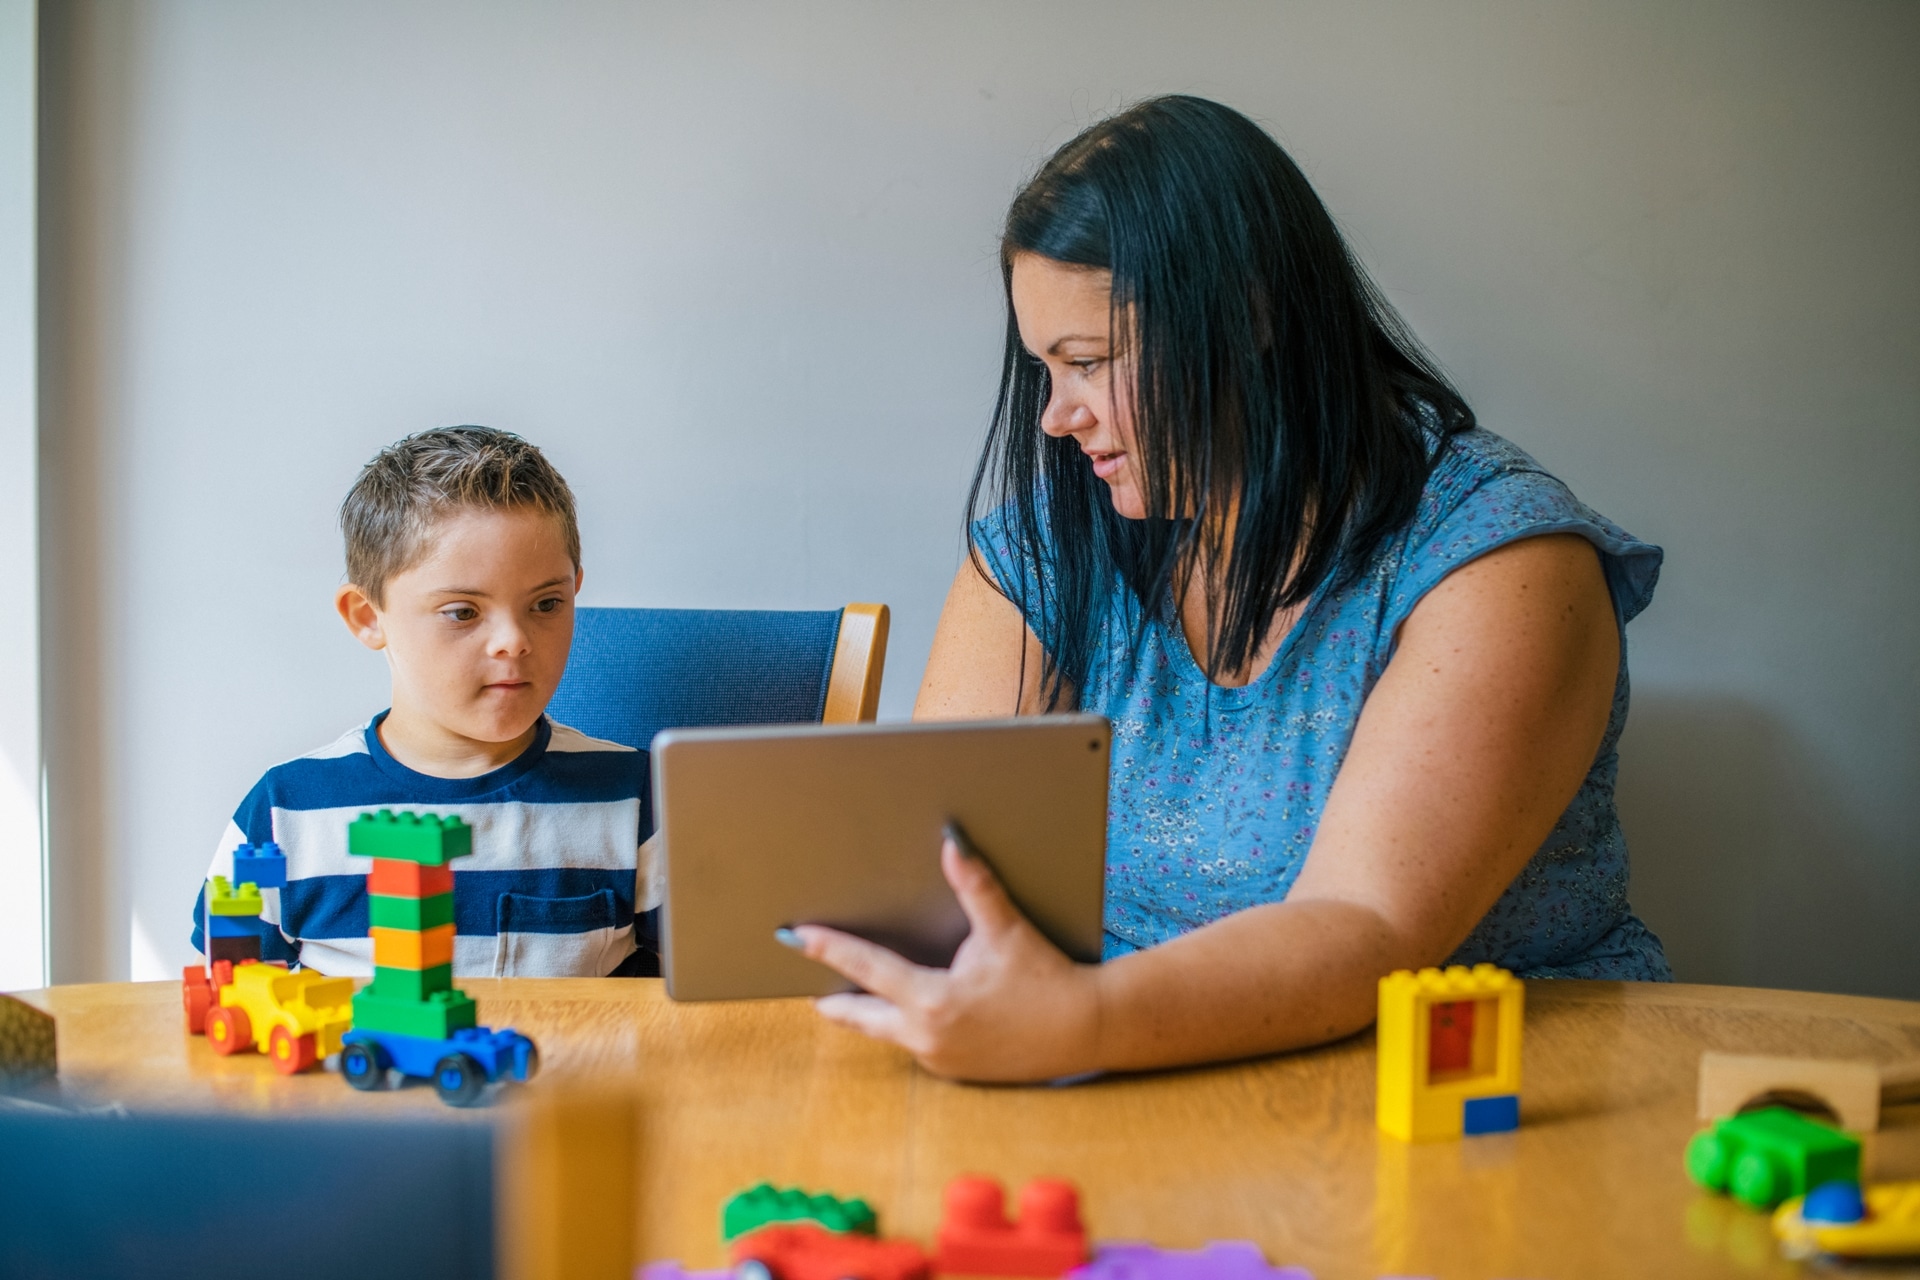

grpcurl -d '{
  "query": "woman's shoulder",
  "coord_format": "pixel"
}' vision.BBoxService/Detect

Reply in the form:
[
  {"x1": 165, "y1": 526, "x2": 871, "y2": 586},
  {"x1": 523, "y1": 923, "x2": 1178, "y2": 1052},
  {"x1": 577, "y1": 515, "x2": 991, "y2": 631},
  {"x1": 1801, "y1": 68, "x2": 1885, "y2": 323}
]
[{"x1": 1386, "y1": 428, "x2": 1664, "y2": 627}]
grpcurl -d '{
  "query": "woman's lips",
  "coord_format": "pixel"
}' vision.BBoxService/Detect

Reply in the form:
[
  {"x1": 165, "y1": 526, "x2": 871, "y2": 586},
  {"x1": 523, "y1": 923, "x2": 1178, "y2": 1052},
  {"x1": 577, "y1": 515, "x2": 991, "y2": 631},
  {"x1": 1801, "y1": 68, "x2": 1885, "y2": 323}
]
[{"x1": 1089, "y1": 451, "x2": 1126, "y2": 480}]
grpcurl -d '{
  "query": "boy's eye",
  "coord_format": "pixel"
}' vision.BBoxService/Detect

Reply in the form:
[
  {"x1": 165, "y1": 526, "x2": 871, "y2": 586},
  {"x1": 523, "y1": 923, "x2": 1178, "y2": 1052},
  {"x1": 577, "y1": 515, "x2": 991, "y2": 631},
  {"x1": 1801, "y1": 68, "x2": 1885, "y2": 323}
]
[
  {"x1": 441, "y1": 606, "x2": 479, "y2": 623},
  {"x1": 533, "y1": 596, "x2": 564, "y2": 615}
]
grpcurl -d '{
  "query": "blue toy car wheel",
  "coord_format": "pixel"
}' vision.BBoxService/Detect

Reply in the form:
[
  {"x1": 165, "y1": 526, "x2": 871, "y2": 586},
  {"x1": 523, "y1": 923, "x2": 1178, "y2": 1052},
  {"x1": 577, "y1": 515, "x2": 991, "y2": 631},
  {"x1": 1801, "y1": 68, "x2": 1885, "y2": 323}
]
[
  {"x1": 433, "y1": 1052, "x2": 487, "y2": 1107},
  {"x1": 341, "y1": 1041, "x2": 388, "y2": 1092}
]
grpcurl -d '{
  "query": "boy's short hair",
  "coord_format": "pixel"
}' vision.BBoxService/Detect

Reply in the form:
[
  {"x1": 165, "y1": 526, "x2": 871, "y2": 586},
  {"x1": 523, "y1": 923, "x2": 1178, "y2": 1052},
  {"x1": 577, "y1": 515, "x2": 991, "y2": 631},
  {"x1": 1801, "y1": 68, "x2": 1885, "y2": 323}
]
[{"x1": 342, "y1": 426, "x2": 581, "y2": 605}]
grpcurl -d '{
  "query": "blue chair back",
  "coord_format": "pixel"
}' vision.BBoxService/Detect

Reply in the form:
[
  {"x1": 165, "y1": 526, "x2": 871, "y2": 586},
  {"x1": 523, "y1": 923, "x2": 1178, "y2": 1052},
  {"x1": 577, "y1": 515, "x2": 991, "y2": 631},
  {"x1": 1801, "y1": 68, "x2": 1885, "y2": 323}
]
[{"x1": 546, "y1": 606, "x2": 845, "y2": 751}]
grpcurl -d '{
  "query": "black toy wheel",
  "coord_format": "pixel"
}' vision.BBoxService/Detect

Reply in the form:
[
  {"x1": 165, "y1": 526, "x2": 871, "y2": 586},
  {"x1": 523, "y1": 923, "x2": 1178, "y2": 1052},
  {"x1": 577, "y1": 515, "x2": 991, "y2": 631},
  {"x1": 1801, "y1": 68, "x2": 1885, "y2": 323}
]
[
  {"x1": 341, "y1": 1042, "x2": 388, "y2": 1091},
  {"x1": 433, "y1": 1053, "x2": 487, "y2": 1107}
]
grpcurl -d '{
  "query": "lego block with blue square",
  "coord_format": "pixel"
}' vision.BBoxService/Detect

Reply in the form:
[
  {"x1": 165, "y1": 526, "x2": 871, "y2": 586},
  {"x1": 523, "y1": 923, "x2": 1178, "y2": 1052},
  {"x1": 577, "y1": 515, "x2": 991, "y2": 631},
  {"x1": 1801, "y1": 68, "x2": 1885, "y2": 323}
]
[{"x1": 1377, "y1": 964, "x2": 1524, "y2": 1141}]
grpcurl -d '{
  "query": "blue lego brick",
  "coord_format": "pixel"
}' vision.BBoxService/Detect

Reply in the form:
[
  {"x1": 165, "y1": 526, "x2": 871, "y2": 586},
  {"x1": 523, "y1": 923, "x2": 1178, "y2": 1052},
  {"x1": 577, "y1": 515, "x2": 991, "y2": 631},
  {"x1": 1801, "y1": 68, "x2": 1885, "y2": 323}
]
[
  {"x1": 206, "y1": 914, "x2": 262, "y2": 939},
  {"x1": 1463, "y1": 1093, "x2": 1520, "y2": 1135},
  {"x1": 232, "y1": 842, "x2": 288, "y2": 890}
]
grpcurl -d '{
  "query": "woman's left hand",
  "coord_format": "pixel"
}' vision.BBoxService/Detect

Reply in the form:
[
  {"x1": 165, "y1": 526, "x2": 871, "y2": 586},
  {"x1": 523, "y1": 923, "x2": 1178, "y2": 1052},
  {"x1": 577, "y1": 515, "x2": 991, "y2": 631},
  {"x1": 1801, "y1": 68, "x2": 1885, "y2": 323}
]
[{"x1": 781, "y1": 835, "x2": 1103, "y2": 1082}]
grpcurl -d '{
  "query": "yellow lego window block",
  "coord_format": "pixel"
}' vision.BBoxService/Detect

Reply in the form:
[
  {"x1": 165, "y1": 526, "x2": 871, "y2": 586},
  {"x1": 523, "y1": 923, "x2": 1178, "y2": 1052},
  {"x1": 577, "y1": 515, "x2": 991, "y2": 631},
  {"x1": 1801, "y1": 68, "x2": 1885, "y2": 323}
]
[{"x1": 1377, "y1": 964, "x2": 1524, "y2": 1142}]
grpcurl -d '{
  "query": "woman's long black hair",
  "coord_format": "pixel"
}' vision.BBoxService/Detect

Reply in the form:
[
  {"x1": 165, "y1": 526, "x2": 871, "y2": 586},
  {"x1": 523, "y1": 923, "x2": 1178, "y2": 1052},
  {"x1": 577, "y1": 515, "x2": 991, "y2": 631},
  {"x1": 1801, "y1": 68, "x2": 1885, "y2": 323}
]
[{"x1": 968, "y1": 95, "x2": 1475, "y2": 706}]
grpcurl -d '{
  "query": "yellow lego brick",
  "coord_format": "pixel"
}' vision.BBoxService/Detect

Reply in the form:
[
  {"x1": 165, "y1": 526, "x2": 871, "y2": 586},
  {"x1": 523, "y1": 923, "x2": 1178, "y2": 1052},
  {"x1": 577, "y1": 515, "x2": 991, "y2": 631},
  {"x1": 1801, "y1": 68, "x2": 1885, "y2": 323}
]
[
  {"x1": 206, "y1": 876, "x2": 264, "y2": 916},
  {"x1": 371, "y1": 923, "x2": 456, "y2": 969},
  {"x1": 1377, "y1": 964, "x2": 1524, "y2": 1142}
]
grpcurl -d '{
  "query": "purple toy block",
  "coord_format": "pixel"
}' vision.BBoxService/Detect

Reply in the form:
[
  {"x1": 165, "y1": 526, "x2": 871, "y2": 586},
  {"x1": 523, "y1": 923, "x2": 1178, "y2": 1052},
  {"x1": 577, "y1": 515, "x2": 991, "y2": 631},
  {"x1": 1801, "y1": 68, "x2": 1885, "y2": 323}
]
[
  {"x1": 1067, "y1": 1242, "x2": 1313, "y2": 1280},
  {"x1": 635, "y1": 1264, "x2": 733, "y2": 1280}
]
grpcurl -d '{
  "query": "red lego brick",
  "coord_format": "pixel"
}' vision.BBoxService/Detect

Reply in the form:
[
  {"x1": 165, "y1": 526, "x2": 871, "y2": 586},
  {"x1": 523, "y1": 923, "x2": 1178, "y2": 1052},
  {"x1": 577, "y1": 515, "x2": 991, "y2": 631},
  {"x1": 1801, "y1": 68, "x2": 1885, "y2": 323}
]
[
  {"x1": 1428, "y1": 999, "x2": 1475, "y2": 1075},
  {"x1": 367, "y1": 858, "x2": 456, "y2": 898},
  {"x1": 935, "y1": 1176, "x2": 1087, "y2": 1277},
  {"x1": 731, "y1": 1224, "x2": 930, "y2": 1280},
  {"x1": 182, "y1": 965, "x2": 212, "y2": 1034}
]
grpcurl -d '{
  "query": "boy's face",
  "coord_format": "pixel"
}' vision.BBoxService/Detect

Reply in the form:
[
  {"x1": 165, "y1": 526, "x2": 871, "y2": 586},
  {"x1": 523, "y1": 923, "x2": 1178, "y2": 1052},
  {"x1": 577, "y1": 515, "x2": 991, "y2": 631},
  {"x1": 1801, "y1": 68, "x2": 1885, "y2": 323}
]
[{"x1": 338, "y1": 506, "x2": 581, "y2": 753}]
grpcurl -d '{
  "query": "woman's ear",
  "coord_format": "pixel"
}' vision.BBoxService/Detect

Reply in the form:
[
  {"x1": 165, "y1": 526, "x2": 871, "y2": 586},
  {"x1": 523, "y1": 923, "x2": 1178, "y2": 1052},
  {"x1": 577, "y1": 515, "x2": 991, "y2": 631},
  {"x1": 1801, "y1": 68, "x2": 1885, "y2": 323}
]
[{"x1": 335, "y1": 583, "x2": 387, "y2": 651}]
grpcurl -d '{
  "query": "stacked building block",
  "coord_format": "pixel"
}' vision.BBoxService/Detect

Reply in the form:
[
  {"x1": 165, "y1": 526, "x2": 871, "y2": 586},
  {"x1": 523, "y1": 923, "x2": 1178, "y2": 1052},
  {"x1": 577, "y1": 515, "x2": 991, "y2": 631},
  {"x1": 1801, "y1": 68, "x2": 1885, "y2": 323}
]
[
  {"x1": 348, "y1": 810, "x2": 477, "y2": 1038},
  {"x1": 1376, "y1": 964, "x2": 1524, "y2": 1142},
  {"x1": 204, "y1": 876, "x2": 268, "y2": 966}
]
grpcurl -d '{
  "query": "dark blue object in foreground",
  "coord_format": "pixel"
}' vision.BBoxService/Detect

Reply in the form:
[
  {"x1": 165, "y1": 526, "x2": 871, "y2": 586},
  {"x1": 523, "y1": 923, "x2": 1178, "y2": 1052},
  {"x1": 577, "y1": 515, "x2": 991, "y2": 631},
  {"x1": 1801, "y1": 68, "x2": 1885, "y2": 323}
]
[{"x1": 0, "y1": 1109, "x2": 494, "y2": 1280}]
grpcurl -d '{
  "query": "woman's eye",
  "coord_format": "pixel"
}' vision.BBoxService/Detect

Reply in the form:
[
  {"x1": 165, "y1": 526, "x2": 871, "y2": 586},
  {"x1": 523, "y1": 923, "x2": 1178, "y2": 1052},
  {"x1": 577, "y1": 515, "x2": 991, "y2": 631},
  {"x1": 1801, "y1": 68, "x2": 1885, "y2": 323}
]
[{"x1": 1068, "y1": 358, "x2": 1104, "y2": 375}]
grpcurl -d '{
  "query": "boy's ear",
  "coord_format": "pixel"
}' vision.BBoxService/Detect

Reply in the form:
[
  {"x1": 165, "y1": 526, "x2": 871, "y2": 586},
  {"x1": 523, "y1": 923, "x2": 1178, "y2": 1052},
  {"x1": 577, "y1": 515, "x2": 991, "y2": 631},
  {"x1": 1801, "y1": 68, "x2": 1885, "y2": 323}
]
[{"x1": 335, "y1": 584, "x2": 388, "y2": 652}]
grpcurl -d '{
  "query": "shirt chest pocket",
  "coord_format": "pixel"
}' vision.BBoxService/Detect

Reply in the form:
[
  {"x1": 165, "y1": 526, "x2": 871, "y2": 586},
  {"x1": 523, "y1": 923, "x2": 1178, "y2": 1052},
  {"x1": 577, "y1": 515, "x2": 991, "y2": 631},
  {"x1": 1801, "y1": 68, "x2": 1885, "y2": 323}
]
[{"x1": 491, "y1": 888, "x2": 630, "y2": 978}]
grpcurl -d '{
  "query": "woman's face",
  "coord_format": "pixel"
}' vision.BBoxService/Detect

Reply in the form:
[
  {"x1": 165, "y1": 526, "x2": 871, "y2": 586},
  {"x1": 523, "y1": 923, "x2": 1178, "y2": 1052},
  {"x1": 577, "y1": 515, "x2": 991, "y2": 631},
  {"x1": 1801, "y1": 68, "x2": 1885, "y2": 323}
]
[{"x1": 1009, "y1": 251, "x2": 1145, "y2": 519}]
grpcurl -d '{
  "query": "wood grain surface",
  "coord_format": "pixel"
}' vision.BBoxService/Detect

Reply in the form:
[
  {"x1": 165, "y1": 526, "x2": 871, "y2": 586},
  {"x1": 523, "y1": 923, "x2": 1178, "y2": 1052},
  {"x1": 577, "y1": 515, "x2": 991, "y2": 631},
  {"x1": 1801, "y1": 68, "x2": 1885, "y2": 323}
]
[{"x1": 15, "y1": 978, "x2": 1920, "y2": 1280}]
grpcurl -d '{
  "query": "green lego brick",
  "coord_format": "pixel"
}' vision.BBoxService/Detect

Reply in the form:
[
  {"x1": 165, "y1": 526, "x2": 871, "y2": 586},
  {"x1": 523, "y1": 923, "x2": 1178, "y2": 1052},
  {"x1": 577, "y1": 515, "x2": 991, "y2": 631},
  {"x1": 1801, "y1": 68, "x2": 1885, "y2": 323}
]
[
  {"x1": 347, "y1": 810, "x2": 474, "y2": 866},
  {"x1": 351, "y1": 987, "x2": 477, "y2": 1039},
  {"x1": 1685, "y1": 1106, "x2": 1861, "y2": 1209},
  {"x1": 369, "y1": 892, "x2": 455, "y2": 931},
  {"x1": 206, "y1": 876, "x2": 264, "y2": 916},
  {"x1": 369, "y1": 963, "x2": 454, "y2": 1001},
  {"x1": 722, "y1": 1183, "x2": 878, "y2": 1241}
]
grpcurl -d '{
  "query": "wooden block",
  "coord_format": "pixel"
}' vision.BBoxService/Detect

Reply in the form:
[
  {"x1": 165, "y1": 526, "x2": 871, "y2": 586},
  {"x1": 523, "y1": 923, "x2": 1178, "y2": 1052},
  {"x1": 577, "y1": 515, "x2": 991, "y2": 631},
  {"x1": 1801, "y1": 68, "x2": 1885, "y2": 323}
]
[
  {"x1": 1698, "y1": 1052, "x2": 1885, "y2": 1132},
  {"x1": 0, "y1": 993, "x2": 57, "y2": 1090}
]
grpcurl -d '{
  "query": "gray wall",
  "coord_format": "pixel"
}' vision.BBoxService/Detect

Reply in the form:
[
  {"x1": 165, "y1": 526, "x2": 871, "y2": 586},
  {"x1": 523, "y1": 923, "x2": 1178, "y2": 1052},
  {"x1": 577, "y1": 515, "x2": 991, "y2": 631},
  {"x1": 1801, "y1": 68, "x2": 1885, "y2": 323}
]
[{"x1": 39, "y1": 2, "x2": 1918, "y2": 994}]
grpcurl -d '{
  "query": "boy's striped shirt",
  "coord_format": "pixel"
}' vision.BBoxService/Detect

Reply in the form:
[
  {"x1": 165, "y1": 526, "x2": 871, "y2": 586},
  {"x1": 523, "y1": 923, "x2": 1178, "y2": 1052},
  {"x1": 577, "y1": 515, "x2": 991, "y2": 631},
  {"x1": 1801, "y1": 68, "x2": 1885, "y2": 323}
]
[{"x1": 192, "y1": 713, "x2": 656, "y2": 978}]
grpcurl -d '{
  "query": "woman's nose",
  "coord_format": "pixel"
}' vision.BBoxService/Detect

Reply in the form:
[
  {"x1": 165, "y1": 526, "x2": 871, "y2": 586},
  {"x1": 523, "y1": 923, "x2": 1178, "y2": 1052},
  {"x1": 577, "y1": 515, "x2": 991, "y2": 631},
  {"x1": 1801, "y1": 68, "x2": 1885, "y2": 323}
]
[{"x1": 1040, "y1": 388, "x2": 1095, "y2": 438}]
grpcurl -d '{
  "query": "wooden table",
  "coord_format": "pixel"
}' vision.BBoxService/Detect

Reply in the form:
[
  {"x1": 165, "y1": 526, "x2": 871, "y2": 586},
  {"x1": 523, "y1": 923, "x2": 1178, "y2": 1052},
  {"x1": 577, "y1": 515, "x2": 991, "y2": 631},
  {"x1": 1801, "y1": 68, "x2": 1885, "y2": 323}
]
[{"x1": 16, "y1": 978, "x2": 1920, "y2": 1280}]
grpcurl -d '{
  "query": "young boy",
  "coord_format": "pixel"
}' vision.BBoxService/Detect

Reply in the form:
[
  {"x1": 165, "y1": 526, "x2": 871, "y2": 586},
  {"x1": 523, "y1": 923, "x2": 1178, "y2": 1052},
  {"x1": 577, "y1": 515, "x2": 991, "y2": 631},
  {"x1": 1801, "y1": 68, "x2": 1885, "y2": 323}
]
[{"x1": 190, "y1": 426, "x2": 658, "y2": 977}]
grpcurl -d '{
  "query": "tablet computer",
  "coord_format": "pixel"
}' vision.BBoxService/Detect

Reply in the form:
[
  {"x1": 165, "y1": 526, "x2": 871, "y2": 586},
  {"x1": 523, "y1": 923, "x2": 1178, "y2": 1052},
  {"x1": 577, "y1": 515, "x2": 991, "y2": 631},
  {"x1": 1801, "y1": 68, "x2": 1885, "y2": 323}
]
[{"x1": 652, "y1": 715, "x2": 1110, "y2": 1001}]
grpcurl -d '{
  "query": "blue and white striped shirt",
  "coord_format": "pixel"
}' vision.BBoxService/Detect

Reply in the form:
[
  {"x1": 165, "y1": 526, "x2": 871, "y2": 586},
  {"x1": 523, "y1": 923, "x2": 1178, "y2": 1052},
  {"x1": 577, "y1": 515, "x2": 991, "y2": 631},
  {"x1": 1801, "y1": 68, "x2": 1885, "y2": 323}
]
[{"x1": 191, "y1": 713, "x2": 657, "y2": 978}]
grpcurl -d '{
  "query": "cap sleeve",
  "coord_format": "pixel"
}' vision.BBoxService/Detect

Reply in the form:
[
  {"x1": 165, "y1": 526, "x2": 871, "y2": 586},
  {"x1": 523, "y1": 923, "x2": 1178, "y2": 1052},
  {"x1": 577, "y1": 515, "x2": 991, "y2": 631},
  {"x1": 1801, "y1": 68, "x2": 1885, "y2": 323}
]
[{"x1": 1382, "y1": 434, "x2": 1663, "y2": 642}]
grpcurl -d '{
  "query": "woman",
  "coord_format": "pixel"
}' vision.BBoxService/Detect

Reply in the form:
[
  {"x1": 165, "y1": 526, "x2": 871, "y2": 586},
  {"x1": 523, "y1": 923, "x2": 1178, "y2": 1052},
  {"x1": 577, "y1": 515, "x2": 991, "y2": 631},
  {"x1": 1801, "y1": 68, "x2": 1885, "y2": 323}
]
[{"x1": 780, "y1": 95, "x2": 1670, "y2": 1082}]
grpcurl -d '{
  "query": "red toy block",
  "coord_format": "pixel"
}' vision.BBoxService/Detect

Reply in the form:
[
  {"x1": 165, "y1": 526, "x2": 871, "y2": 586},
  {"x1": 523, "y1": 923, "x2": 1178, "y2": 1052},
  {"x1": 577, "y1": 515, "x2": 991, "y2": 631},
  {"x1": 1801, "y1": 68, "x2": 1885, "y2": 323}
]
[
  {"x1": 182, "y1": 966, "x2": 212, "y2": 1034},
  {"x1": 367, "y1": 858, "x2": 456, "y2": 899},
  {"x1": 731, "y1": 1224, "x2": 930, "y2": 1280},
  {"x1": 936, "y1": 1176, "x2": 1087, "y2": 1277}
]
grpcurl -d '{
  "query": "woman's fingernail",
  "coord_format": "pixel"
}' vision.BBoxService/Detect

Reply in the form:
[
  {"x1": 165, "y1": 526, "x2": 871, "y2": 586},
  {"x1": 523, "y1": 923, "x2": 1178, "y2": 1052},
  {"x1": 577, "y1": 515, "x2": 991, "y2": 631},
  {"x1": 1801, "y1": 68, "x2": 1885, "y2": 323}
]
[
  {"x1": 774, "y1": 927, "x2": 804, "y2": 950},
  {"x1": 943, "y1": 823, "x2": 976, "y2": 859}
]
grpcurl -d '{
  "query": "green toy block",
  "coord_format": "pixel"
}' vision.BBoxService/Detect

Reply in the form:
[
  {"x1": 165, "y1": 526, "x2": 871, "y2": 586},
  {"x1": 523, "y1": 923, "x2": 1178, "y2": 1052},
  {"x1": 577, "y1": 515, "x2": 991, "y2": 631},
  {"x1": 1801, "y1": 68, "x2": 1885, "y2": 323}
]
[
  {"x1": 369, "y1": 963, "x2": 453, "y2": 1001},
  {"x1": 369, "y1": 892, "x2": 455, "y2": 931},
  {"x1": 351, "y1": 987, "x2": 477, "y2": 1039},
  {"x1": 348, "y1": 810, "x2": 473, "y2": 867},
  {"x1": 721, "y1": 1183, "x2": 879, "y2": 1241},
  {"x1": 206, "y1": 876, "x2": 264, "y2": 916},
  {"x1": 1685, "y1": 1106, "x2": 1861, "y2": 1210}
]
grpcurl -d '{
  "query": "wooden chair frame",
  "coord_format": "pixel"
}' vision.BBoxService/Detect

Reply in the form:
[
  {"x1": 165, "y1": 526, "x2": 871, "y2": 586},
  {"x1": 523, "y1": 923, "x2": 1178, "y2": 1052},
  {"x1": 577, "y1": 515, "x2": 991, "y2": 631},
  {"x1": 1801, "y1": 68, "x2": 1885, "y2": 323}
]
[{"x1": 822, "y1": 603, "x2": 889, "y2": 723}]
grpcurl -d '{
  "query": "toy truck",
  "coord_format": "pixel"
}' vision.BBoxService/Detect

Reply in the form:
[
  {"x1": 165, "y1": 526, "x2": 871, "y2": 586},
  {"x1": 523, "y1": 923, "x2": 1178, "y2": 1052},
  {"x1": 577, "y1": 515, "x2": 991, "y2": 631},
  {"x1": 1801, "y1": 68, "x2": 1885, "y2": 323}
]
[
  {"x1": 185, "y1": 959, "x2": 355, "y2": 1074},
  {"x1": 339, "y1": 1025, "x2": 540, "y2": 1107},
  {"x1": 1686, "y1": 1106, "x2": 1862, "y2": 1210}
]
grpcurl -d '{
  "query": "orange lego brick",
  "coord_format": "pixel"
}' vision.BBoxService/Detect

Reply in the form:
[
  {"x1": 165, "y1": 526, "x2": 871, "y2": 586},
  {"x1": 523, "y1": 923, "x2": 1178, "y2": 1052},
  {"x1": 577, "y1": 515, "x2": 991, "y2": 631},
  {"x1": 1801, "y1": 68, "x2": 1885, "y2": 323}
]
[
  {"x1": 367, "y1": 859, "x2": 455, "y2": 898},
  {"x1": 370, "y1": 923, "x2": 455, "y2": 969}
]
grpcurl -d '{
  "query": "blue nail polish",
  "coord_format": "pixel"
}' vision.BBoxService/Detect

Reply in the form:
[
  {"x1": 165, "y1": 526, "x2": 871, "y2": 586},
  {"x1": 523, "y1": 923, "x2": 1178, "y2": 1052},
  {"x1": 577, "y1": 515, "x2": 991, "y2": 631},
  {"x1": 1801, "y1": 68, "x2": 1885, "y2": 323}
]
[{"x1": 774, "y1": 927, "x2": 803, "y2": 949}]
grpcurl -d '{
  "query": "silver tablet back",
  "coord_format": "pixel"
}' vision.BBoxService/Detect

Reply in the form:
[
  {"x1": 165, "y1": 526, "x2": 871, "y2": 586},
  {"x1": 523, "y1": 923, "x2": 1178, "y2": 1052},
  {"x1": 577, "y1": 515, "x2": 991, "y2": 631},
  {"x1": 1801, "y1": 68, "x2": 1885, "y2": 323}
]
[{"x1": 653, "y1": 715, "x2": 1110, "y2": 1001}]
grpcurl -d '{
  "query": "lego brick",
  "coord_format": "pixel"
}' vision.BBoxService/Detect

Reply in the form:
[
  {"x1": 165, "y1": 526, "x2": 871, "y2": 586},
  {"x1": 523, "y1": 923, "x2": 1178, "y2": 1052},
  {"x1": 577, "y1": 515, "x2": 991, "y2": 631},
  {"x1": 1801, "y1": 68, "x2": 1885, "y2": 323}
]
[
  {"x1": 208, "y1": 935, "x2": 262, "y2": 965},
  {"x1": 1774, "y1": 1179, "x2": 1920, "y2": 1260},
  {"x1": 0, "y1": 993, "x2": 57, "y2": 1090},
  {"x1": 371, "y1": 923, "x2": 456, "y2": 969},
  {"x1": 231, "y1": 841, "x2": 288, "y2": 890},
  {"x1": 732, "y1": 1223, "x2": 930, "y2": 1280},
  {"x1": 351, "y1": 988, "x2": 478, "y2": 1040},
  {"x1": 1376, "y1": 964, "x2": 1524, "y2": 1142},
  {"x1": 723, "y1": 1182, "x2": 878, "y2": 1240},
  {"x1": 205, "y1": 876, "x2": 264, "y2": 917},
  {"x1": 367, "y1": 859, "x2": 456, "y2": 898},
  {"x1": 936, "y1": 1176, "x2": 1087, "y2": 1277},
  {"x1": 1685, "y1": 1105, "x2": 1862, "y2": 1210},
  {"x1": 207, "y1": 912, "x2": 262, "y2": 939},
  {"x1": 1462, "y1": 1093, "x2": 1519, "y2": 1134},
  {"x1": 370, "y1": 891, "x2": 455, "y2": 931},
  {"x1": 348, "y1": 810, "x2": 473, "y2": 866},
  {"x1": 1066, "y1": 1242, "x2": 1314, "y2": 1280},
  {"x1": 370, "y1": 963, "x2": 453, "y2": 1001}
]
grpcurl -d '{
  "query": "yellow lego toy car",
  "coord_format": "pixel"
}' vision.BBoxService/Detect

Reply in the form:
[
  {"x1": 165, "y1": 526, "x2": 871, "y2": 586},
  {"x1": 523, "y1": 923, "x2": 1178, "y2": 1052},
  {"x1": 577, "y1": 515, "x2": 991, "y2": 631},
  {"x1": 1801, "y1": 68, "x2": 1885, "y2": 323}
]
[
  {"x1": 1775, "y1": 1180, "x2": 1920, "y2": 1261},
  {"x1": 199, "y1": 960, "x2": 354, "y2": 1074}
]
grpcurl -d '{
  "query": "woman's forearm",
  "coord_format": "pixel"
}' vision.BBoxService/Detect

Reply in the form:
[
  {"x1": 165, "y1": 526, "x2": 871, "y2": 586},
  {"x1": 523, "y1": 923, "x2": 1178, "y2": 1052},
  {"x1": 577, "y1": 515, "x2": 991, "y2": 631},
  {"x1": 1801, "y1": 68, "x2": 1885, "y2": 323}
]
[{"x1": 1087, "y1": 896, "x2": 1420, "y2": 1073}]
